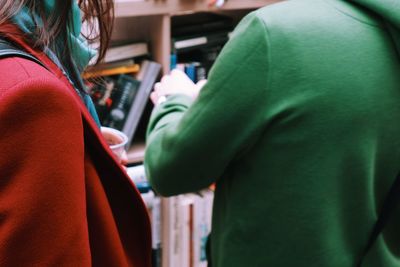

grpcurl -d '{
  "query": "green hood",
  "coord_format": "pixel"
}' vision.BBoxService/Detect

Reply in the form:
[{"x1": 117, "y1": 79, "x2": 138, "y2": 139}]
[
  {"x1": 349, "y1": 0, "x2": 400, "y2": 27},
  {"x1": 348, "y1": 0, "x2": 400, "y2": 55}
]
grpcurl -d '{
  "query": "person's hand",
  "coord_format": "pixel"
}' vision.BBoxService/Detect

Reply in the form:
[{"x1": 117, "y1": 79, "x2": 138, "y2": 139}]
[
  {"x1": 120, "y1": 150, "x2": 128, "y2": 166},
  {"x1": 150, "y1": 69, "x2": 207, "y2": 105},
  {"x1": 196, "y1": 79, "x2": 207, "y2": 91}
]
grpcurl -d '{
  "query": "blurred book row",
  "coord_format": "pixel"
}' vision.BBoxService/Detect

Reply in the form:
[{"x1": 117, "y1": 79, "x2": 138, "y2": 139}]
[{"x1": 127, "y1": 165, "x2": 214, "y2": 267}]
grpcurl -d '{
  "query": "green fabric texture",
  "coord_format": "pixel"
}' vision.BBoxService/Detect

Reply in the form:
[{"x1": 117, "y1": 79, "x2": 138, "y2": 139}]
[{"x1": 145, "y1": 0, "x2": 400, "y2": 266}]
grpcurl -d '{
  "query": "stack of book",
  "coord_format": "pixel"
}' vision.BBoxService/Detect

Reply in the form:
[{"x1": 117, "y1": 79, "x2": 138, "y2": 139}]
[
  {"x1": 85, "y1": 41, "x2": 161, "y2": 147},
  {"x1": 171, "y1": 12, "x2": 234, "y2": 82}
]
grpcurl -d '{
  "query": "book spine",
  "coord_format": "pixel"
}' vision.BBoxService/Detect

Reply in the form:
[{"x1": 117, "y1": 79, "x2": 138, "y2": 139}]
[
  {"x1": 82, "y1": 64, "x2": 140, "y2": 79},
  {"x1": 180, "y1": 196, "x2": 193, "y2": 267},
  {"x1": 152, "y1": 196, "x2": 162, "y2": 267},
  {"x1": 174, "y1": 37, "x2": 207, "y2": 50},
  {"x1": 163, "y1": 196, "x2": 181, "y2": 267},
  {"x1": 185, "y1": 63, "x2": 197, "y2": 82},
  {"x1": 122, "y1": 60, "x2": 161, "y2": 147},
  {"x1": 184, "y1": 62, "x2": 206, "y2": 83},
  {"x1": 104, "y1": 43, "x2": 148, "y2": 63},
  {"x1": 193, "y1": 190, "x2": 214, "y2": 267}
]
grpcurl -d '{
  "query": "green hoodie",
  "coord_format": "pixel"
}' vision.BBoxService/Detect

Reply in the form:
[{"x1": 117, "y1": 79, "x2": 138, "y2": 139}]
[{"x1": 145, "y1": 0, "x2": 400, "y2": 266}]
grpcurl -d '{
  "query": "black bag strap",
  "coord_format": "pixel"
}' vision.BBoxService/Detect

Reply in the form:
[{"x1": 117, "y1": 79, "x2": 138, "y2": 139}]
[
  {"x1": 0, "y1": 38, "x2": 49, "y2": 71},
  {"x1": 357, "y1": 172, "x2": 400, "y2": 266}
]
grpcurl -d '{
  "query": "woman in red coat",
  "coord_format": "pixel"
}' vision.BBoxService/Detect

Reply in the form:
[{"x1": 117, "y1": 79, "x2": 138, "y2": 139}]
[{"x1": 0, "y1": 1, "x2": 151, "y2": 266}]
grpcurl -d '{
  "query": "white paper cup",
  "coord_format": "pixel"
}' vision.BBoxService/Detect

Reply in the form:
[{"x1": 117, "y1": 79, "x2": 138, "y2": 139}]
[{"x1": 101, "y1": 126, "x2": 128, "y2": 160}]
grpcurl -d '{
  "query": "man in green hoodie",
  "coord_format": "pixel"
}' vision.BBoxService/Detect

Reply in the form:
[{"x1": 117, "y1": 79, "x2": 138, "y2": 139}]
[{"x1": 145, "y1": 0, "x2": 400, "y2": 266}]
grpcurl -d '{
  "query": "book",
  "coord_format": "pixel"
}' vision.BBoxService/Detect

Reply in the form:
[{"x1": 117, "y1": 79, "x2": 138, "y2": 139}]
[
  {"x1": 162, "y1": 196, "x2": 181, "y2": 267},
  {"x1": 192, "y1": 190, "x2": 214, "y2": 267},
  {"x1": 86, "y1": 58, "x2": 135, "y2": 72},
  {"x1": 183, "y1": 62, "x2": 206, "y2": 83},
  {"x1": 122, "y1": 60, "x2": 161, "y2": 147},
  {"x1": 173, "y1": 31, "x2": 230, "y2": 52},
  {"x1": 102, "y1": 74, "x2": 141, "y2": 131},
  {"x1": 82, "y1": 63, "x2": 140, "y2": 79},
  {"x1": 151, "y1": 196, "x2": 162, "y2": 267},
  {"x1": 90, "y1": 42, "x2": 149, "y2": 64},
  {"x1": 179, "y1": 195, "x2": 193, "y2": 267},
  {"x1": 87, "y1": 77, "x2": 116, "y2": 122}
]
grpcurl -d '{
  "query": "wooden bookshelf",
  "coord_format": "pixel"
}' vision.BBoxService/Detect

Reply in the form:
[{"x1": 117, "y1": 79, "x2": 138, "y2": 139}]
[
  {"x1": 115, "y1": 0, "x2": 169, "y2": 17},
  {"x1": 112, "y1": 0, "x2": 279, "y2": 74},
  {"x1": 115, "y1": 0, "x2": 280, "y2": 17},
  {"x1": 112, "y1": 0, "x2": 280, "y2": 164}
]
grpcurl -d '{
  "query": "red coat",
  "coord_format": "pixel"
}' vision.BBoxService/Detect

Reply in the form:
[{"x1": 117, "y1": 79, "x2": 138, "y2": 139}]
[{"x1": 0, "y1": 24, "x2": 152, "y2": 266}]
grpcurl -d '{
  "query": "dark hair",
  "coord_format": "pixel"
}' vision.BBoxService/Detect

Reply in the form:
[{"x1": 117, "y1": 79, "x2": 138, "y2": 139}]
[{"x1": 0, "y1": 0, "x2": 114, "y2": 91}]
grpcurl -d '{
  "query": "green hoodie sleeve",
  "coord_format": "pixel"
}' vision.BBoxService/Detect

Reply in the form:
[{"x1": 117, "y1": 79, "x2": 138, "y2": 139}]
[{"x1": 145, "y1": 11, "x2": 271, "y2": 196}]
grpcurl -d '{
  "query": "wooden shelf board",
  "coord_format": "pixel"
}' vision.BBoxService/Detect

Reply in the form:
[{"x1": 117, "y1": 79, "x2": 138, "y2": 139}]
[
  {"x1": 115, "y1": 0, "x2": 169, "y2": 17},
  {"x1": 127, "y1": 141, "x2": 146, "y2": 164},
  {"x1": 115, "y1": 0, "x2": 281, "y2": 18}
]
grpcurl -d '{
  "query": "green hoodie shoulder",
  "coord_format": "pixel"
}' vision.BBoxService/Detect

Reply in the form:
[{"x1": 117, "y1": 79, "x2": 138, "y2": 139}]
[{"x1": 145, "y1": 1, "x2": 400, "y2": 266}]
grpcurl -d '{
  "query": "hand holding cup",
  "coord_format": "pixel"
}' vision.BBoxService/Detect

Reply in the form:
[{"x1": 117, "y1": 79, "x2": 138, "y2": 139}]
[{"x1": 101, "y1": 126, "x2": 129, "y2": 165}]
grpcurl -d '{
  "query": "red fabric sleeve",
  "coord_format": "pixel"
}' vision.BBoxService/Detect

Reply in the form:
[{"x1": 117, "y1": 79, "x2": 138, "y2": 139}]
[{"x1": 0, "y1": 76, "x2": 92, "y2": 266}]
